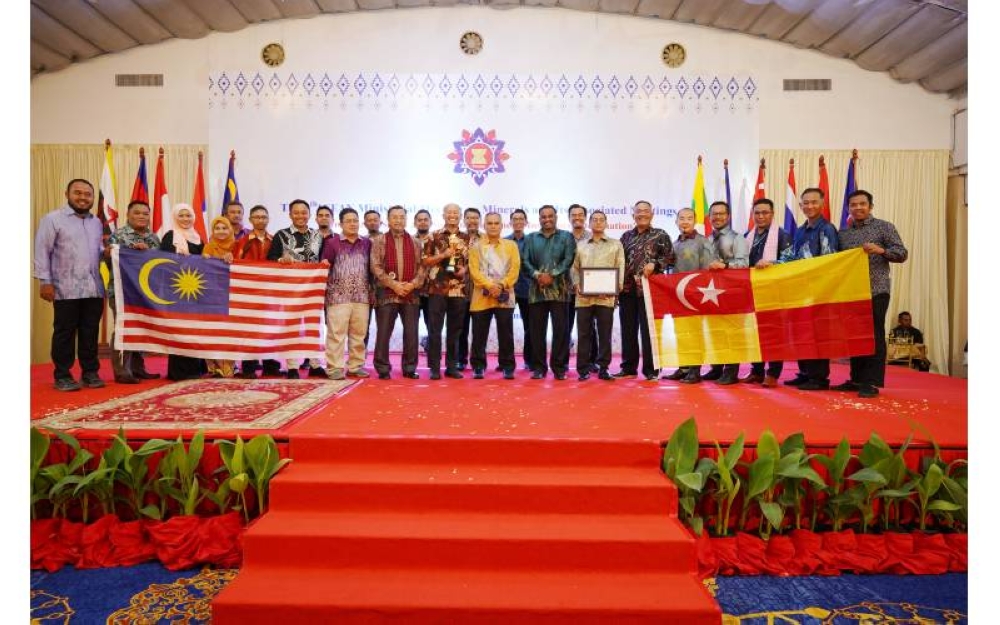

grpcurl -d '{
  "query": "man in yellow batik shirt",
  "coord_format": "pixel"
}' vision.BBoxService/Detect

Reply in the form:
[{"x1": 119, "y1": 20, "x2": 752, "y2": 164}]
[{"x1": 468, "y1": 211, "x2": 521, "y2": 380}]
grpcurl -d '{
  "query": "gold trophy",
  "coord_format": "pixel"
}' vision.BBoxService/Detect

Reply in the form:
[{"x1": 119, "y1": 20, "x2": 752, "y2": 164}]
[{"x1": 446, "y1": 233, "x2": 462, "y2": 273}]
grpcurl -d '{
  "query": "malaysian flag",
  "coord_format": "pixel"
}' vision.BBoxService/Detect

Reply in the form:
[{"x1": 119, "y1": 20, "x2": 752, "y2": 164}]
[{"x1": 111, "y1": 247, "x2": 327, "y2": 361}]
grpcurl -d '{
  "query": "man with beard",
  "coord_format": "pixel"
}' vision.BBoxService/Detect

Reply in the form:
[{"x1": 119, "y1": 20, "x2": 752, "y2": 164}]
[
  {"x1": 414, "y1": 209, "x2": 434, "y2": 354},
  {"x1": 226, "y1": 201, "x2": 251, "y2": 241},
  {"x1": 34, "y1": 179, "x2": 107, "y2": 391},
  {"x1": 522, "y1": 205, "x2": 577, "y2": 380},
  {"x1": 701, "y1": 201, "x2": 749, "y2": 386},
  {"x1": 268, "y1": 199, "x2": 326, "y2": 378}
]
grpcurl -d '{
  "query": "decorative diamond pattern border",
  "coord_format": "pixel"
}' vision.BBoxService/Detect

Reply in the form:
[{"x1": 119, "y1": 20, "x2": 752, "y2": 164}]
[{"x1": 209, "y1": 72, "x2": 759, "y2": 109}]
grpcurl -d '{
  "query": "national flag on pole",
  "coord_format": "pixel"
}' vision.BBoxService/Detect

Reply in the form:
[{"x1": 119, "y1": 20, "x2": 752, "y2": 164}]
[
  {"x1": 642, "y1": 248, "x2": 874, "y2": 368},
  {"x1": 723, "y1": 159, "x2": 732, "y2": 222},
  {"x1": 222, "y1": 150, "x2": 240, "y2": 211},
  {"x1": 130, "y1": 147, "x2": 149, "y2": 204},
  {"x1": 692, "y1": 156, "x2": 710, "y2": 236},
  {"x1": 747, "y1": 158, "x2": 766, "y2": 231},
  {"x1": 840, "y1": 149, "x2": 858, "y2": 230},
  {"x1": 784, "y1": 159, "x2": 798, "y2": 240},
  {"x1": 818, "y1": 155, "x2": 831, "y2": 222},
  {"x1": 97, "y1": 139, "x2": 119, "y2": 231},
  {"x1": 111, "y1": 248, "x2": 328, "y2": 360},
  {"x1": 191, "y1": 151, "x2": 209, "y2": 242},
  {"x1": 153, "y1": 148, "x2": 172, "y2": 236}
]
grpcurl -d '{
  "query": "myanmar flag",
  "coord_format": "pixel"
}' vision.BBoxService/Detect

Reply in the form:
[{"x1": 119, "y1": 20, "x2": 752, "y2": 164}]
[{"x1": 643, "y1": 249, "x2": 875, "y2": 368}]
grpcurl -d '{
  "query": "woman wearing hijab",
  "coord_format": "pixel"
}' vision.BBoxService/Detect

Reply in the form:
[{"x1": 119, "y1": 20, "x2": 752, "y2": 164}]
[
  {"x1": 159, "y1": 204, "x2": 207, "y2": 381},
  {"x1": 202, "y1": 216, "x2": 237, "y2": 377}
]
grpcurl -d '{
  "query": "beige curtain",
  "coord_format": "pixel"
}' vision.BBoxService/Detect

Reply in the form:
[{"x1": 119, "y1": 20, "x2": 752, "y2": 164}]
[
  {"x1": 946, "y1": 175, "x2": 968, "y2": 377},
  {"x1": 31, "y1": 144, "x2": 207, "y2": 365},
  {"x1": 760, "y1": 149, "x2": 951, "y2": 376}
]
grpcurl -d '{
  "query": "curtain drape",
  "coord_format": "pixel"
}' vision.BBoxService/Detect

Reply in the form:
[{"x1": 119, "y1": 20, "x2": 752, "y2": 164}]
[
  {"x1": 31, "y1": 144, "x2": 207, "y2": 365},
  {"x1": 759, "y1": 149, "x2": 951, "y2": 376},
  {"x1": 946, "y1": 174, "x2": 967, "y2": 377}
]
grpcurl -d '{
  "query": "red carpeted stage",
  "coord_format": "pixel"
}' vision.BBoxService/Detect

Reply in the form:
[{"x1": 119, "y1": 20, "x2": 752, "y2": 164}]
[{"x1": 30, "y1": 357, "x2": 967, "y2": 623}]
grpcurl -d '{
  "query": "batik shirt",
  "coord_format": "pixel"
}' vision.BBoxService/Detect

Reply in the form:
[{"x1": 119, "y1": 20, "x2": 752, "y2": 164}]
[
  {"x1": 266, "y1": 227, "x2": 323, "y2": 262},
  {"x1": 521, "y1": 229, "x2": 577, "y2": 304},
  {"x1": 837, "y1": 216, "x2": 908, "y2": 296},
  {"x1": 370, "y1": 231, "x2": 427, "y2": 307},
  {"x1": 321, "y1": 234, "x2": 372, "y2": 306},
  {"x1": 792, "y1": 217, "x2": 839, "y2": 260},
  {"x1": 505, "y1": 232, "x2": 532, "y2": 300},
  {"x1": 423, "y1": 228, "x2": 471, "y2": 298},
  {"x1": 747, "y1": 227, "x2": 794, "y2": 266},
  {"x1": 672, "y1": 232, "x2": 716, "y2": 273},
  {"x1": 710, "y1": 225, "x2": 749, "y2": 268},
  {"x1": 620, "y1": 226, "x2": 672, "y2": 295},
  {"x1": 33, "y1": 206, "x2": 105, "y2": 300},
  {"x1": 469, "y1": 238, "x2": 520, "y2": 312},
  {"x1": 106, "y1": 224, "x2": 161, "y2": 295},
  {"x1": 572, "y1": 236, "x2": 625, "y2": 308}
]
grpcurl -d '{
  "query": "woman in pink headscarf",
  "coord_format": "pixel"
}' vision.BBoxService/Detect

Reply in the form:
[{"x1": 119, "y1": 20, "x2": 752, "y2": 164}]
[{"x1": 159, "y1": 204, "x2": 207, "y2": 380}]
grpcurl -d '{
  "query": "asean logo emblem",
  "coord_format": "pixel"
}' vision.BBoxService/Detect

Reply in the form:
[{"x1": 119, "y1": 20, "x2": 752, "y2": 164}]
[{"x1": 447, "y1": 128, "x2": 510, "y2": 186}]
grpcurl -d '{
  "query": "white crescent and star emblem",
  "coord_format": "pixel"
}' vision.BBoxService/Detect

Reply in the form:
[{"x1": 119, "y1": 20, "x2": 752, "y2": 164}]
[{"x1": 674, "y1": 273, "x2": 727, "y2": 311}]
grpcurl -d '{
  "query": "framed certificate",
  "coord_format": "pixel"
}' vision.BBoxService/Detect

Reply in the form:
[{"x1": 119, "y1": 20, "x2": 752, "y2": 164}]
[{"x1": 580, "y1": 268, "x2": 619, "y2": 296}]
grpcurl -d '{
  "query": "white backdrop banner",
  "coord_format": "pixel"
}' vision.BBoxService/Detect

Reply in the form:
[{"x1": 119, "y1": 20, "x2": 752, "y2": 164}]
[
  {"x1": 207, "y1": 12, "x2": 760, "y2": 357},
  {"x1": 207, "y1": 70, "x2": 759, "y2": 236}
]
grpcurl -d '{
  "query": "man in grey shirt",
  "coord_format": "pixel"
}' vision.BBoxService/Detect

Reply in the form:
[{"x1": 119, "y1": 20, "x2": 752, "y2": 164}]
[
  {"x1": 702, "y1": 200, "x2": 749, "y2": 386},
  {"x1": 33, "y1": 179, "x2": 107, "y2": 391}
]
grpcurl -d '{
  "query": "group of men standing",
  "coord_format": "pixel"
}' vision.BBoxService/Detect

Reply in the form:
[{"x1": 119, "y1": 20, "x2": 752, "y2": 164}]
[{"x1": 35, "y1": 178, "x2": 908, "y2": 400}]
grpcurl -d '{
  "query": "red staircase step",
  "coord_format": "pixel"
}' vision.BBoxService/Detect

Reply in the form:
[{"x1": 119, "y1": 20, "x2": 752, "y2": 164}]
[
  {"x1": 241, "y1": 509, "x2": 696, "y2": 572},
  {"x1": 212, "y1": 566, "x2": 720, "y2": 624},
  {"x1": 290, "y1": 435, "x2": 663, "y2": 467},
  {"x1": 268, "y1": 461, "x2": 678, "y2": 514}
]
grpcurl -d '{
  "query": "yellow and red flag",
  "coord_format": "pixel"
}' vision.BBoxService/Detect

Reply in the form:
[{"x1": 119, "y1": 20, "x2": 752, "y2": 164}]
[
  {"x1": 643, "y1": 248, "x2": 874, "y2": 367},
  {"x1": 692, "y1": 156, "x2": 709, "y2": 236}
]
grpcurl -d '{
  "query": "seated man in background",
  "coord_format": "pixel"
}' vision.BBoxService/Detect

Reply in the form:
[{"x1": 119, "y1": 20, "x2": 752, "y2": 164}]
[{"x1": 889, "y1": 311, "x2": 931, "y2": 372}]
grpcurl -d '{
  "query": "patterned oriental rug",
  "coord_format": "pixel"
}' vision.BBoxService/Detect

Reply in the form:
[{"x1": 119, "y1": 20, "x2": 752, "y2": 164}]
[{"x1": 33, "y1": 379, "x2": 355, "y2": 431}]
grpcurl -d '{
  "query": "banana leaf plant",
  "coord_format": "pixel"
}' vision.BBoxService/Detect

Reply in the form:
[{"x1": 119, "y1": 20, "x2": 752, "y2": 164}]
[
  {"x1": 40, "y1": 430, "x2": 94, "y2": 520},
  {"x1": 661, "y1": 417, "x2": 710, "y2": 535},
  {"x1": 30, "y1": 427, "x2": 51, "y2": 520},
  {"x1": 708, "y1": 433, "x2": 744, "y2": 537},
  {"x1": 214, "y1": 436, "x2": 251, "y2": 521},
  {"x1": 873, "y1": 434, "x2": 917, "y2": 531},
  {"x1": 109, "y1": 431, "x2": 175, "y2": 520},
  {"x1": 157, "y1": 431, "x2": 206, "y2": 516},
  {"x1": 774, "y1": 433, "x2": 826, "y2": 532},
  {"x1": 245, "y1": 434, "x2": 292, "y2": 517},
  {"x1": 815, "y1": 437, "x2": 854, "y2": 532}
]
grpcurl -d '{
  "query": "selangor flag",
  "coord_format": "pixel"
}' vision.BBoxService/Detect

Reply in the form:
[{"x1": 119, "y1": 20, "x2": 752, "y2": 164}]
[
  {"x1": 111, "y1": 248, "x2": 328, "y2": 361},
  {"x1": 98, "y1": 140, "x2": 119, "y2": 231},
  {"x1": 643, "y1": 249, "x2": 874, "y2": 367},
  {"x1": 222, "y1": 150, "x2": 240, "y2": 211},
  {"x1": 692, "y1": 157, "x2": 710, "y2": 236},
  {"x1": 130, "y1": 147, "x2": 149, "y2": 204}
]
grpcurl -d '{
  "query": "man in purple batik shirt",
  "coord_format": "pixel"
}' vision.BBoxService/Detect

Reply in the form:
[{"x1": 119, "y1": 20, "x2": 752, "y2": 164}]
[{"x1": 321, "y1": 207, "x2": 373, "y2": 380}]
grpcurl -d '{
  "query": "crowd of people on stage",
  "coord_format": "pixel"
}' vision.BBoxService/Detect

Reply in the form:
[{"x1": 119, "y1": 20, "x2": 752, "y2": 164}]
[{"x1": 34, "y1": 178, "x2": 909, "y2": 399}]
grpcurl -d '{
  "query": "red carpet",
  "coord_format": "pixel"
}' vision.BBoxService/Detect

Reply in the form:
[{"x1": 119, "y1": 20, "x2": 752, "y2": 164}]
[
  {"x1": 30, "y1": 357, "x2": 966, "y2": 621},
  {"x1": 212, "y1": 437, "x2": 720, "y2": 623}
]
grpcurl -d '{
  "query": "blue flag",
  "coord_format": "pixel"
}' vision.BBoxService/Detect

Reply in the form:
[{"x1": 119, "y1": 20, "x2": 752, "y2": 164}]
[
  {"x1": 222, "y1": 152, "x2": 240, "y2": 211},
  {"x1": 840, "y1": 157, "x2": 857, "y2": 229}
]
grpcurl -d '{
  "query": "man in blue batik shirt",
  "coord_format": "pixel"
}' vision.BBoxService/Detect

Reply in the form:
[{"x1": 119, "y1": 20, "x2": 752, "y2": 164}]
[{"x1": 785, "y1": 187, "x2": 840, "y2": 391}]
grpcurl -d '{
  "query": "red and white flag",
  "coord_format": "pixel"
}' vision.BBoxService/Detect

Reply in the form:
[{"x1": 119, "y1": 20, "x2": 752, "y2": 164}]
[
  {"x1": 112, "y1": 247, "x2": 327, "y2": 361},
  {"x1": 153, "y1": 148, "x2": 172, "y2": 236},
  {"x1": 97, "y1": 139, "x2": 119, "y2": 231}
]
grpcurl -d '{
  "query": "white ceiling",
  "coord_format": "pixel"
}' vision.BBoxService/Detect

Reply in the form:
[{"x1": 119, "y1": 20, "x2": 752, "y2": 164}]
[{"x1": 30, "y1": 0, "x2": 967, "y2": 96}]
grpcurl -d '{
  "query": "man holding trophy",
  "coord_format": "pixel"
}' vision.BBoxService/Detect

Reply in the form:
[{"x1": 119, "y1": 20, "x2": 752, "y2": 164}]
[{"x1": 422, "y1": 203, "x2": 472, "y2": 380}]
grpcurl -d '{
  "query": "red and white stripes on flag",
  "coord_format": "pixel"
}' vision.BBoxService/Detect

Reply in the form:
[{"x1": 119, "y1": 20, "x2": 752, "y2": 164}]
[{"x1": 114, "y1": 250, "x2": 328, "y2": 361}]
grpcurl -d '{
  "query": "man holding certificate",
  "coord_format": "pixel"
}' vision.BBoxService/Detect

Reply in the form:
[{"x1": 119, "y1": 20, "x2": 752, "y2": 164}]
[{"x1": 572, "y1": 210, "x2": 624, "y2": 381}]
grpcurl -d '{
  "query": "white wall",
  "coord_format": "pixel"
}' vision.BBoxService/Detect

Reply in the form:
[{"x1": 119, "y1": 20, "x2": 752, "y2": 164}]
[{"x1": 31, "y1": 7, "x2": 954, "y2": 150}]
